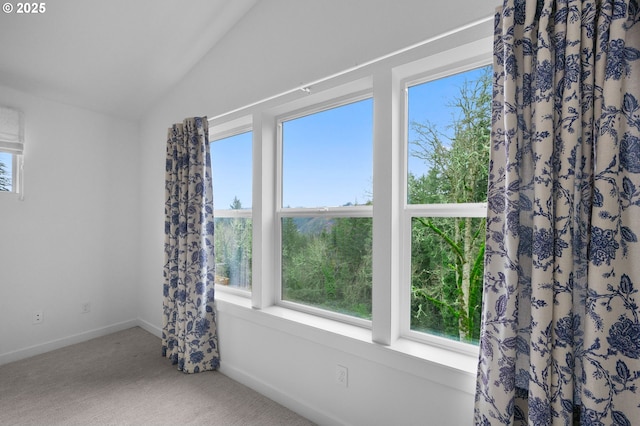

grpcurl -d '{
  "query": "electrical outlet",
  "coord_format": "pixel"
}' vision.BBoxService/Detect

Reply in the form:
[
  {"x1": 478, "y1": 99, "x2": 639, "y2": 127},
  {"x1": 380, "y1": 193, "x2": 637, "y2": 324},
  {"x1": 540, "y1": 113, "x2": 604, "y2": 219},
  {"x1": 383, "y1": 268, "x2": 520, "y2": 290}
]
[
  {"x1": 336, "y1": 365, "x2": 348, "y2": 388},
  {"x1": 33, "y1": 310, "x2": 43, "y2": 324},
  {"x1": 81, "y1": 302, "x2": 91, "y2": 314}
]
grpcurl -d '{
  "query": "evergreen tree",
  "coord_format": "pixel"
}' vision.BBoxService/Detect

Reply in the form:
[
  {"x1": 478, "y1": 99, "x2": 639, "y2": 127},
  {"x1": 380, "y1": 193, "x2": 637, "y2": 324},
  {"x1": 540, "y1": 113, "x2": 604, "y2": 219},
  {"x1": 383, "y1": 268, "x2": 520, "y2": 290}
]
[{"x1": 230, "y1": 196, "x2": 242, "y2": 210}]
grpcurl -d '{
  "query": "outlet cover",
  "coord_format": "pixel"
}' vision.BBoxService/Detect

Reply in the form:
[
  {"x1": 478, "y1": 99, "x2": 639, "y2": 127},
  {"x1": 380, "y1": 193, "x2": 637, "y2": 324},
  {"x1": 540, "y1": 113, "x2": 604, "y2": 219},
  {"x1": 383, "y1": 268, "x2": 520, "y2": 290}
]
[
  {"x1": 33, "y1": 310, "x2": 43, "y2": 324},
  {"x1": 336, "y1": 365, "x2": 348, "y2": 388}
]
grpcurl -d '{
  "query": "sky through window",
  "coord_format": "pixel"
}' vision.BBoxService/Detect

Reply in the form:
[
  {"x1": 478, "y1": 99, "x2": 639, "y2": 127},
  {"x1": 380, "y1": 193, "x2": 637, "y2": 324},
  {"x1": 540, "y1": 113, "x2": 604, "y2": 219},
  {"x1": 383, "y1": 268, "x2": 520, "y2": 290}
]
[{"x1": 210, "y1": 67, "x2": 489, "y2": 210}]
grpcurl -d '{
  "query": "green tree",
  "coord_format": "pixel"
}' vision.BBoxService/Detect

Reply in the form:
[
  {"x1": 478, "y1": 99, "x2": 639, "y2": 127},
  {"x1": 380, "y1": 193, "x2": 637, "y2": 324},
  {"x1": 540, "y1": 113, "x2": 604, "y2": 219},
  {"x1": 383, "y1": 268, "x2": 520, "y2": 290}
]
[
  {"x1": 281, "y1": 215, "x2": 372, "y2": 319},
  {"x1": 214, "y1": 197, "x2": 252, "y2": 288},
  {"x1": 409, "y1": 66, "x2": 491, "y2": 342}
]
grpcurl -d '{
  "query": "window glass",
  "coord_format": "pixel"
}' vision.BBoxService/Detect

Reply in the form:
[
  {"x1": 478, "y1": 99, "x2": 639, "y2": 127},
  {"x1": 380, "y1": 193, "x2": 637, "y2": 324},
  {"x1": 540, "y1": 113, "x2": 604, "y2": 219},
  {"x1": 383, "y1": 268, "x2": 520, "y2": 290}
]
[
  {"x1": 211, "y1": 131, "x2": 252, "y2": 209},
  {"x1": 211, "y1": 131, "x2": 252, "y2": 291},
  {"x1": 280, "y1": 98, "x2": 373, "y2": 320},
  {"x1": 407, "y1": 66, "x2": 491, "y2": 204},
  {"x1": 406, "y1": 65, "x2": 491, "y2": 343},
  {"x1": 281, "y1": 216, "x2": 372, "y2": 319},
  {"x1": 282, "y1": 98, "x2": 373, "y2": 208},
  {"x1": 214, "y1": 217, "x2": 251, "y2": 289},
  {"x1": 0, "y1": 151, "x2": 14, "y2": 192},
  {"x1": 410, "y1": 216, "x2": 485, "y2": 343}
]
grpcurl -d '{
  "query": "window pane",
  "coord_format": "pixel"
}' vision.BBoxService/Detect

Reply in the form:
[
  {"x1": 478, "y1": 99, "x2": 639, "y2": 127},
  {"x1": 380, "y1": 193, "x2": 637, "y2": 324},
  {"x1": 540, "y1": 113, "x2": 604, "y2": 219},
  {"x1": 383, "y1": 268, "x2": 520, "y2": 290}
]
[
  {"x1": 211, "y1": 131, "x2": 252, "y2": 209},
  {"x1": 410, "y1": 216, "x2": 485, "y2": 344},
  {"x1": 282, "y1": 98, "x2": 373, "y2": 208},
  {"x1": 0, "y1": 152, "x2": 13, "y2": 192},
  {"x1": 281, "y1": 216, "x2": 372, "y2": 319},
  {"x1": 211, "y1": 131, "x2": 252, "y2": 291},
  {"x1": 215, "y1": 217, "x2": 252, "y2": 290},
  {"x1": 407, "y1": 66, "x2": 491, "y2": 204}
]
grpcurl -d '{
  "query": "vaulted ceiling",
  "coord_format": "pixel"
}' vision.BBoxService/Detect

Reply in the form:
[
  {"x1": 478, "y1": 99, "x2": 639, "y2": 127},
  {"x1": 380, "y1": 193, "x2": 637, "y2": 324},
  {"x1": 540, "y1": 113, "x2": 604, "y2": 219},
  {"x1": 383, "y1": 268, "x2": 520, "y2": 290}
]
[{"x1": 0, "y1": 0, "x2": 258, "y2": 120}]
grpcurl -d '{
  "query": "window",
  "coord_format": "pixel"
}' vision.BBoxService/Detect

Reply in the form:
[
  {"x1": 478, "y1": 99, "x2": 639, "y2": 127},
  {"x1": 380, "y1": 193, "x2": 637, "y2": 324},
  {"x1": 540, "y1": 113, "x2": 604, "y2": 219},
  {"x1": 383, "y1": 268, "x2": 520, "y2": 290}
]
[
  {"x1": 211, "y1": 129, "x2": 252, "y2": 292},
  {"x1": 0, "y1": 106, "x2": 24, "y2": 195},
  {"x1": 278, "y1": 97, "x2": 374, "y2": 322},
  {"x1": 209, "y1": 25, "x2": 494, "y2": 355},
  {"x1": 404, "y1": 65, "x2": 491, "y2": 344},
  {"x1": 0, "y1": 151, "x2": 15, "y2": 192}
]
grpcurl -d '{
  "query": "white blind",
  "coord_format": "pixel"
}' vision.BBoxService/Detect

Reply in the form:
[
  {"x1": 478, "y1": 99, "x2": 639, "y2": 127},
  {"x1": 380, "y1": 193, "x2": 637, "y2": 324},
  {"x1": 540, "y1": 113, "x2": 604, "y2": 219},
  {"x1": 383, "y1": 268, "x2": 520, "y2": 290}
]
[{"x1": 0, "y1": 106, "x2": 24, "y2": 154}]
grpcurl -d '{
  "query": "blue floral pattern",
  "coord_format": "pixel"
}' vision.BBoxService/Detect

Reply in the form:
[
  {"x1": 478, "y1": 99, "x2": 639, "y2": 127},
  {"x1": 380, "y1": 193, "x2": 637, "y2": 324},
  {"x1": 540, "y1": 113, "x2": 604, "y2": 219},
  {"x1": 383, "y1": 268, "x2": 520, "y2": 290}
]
[
  {"x1": 162, "y1": 117, "x2": 220, "y2": 373},
  {"x1": 475, "y1": 0, "x2": 640, "y2": 424}
]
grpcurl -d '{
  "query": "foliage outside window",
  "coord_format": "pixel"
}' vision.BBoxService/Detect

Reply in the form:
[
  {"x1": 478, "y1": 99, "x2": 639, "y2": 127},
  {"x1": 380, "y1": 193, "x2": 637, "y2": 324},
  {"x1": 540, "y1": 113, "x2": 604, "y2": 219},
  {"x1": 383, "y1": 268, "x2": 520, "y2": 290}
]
[
  {"x1": 211, "y1": 131, "x2": 252, "y2": 291},
  {"x1": 280, "y1": 98, "x2": 373, "y2": 320},
  {"x1": 407, "y1": 66, "x2": 491, "y2": 344}
]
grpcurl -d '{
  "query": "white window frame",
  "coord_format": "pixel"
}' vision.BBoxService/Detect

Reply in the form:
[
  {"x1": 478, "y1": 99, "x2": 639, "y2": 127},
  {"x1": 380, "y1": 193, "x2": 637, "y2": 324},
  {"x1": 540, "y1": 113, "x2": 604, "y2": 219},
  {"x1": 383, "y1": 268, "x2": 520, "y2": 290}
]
[
  {"x1": 0, "y1": 106, "x2": 24, "y2": 198},
  {"x1": 397, "y1": 57, "x2": 492, "y2": 355},
  {"x1": 209, "y1": 115, "x2": 253, "y2": 297},
  {"x1": 0, "y1": 150, "x2": 24, "y2": 198},
  {"x1": 207, "y1": 18, "x2": 494, "y2": 362},
  {"x1": 275, "y1": 90, "x2": 375, "y2": 328},
  {"x1": 0, "y1": 152, "x2": 21, "y2": 195}
]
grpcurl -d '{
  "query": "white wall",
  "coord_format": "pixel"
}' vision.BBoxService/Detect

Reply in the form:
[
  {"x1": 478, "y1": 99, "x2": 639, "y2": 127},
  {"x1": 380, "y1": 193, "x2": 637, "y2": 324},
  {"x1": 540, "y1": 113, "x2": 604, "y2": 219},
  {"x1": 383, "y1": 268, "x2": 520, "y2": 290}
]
[
  {"x1": 138, "y1": 1, "x2": 495, "y2": 424},
  {"x1": 0, "y1": 85, "x2": 140, "y2": 363}
]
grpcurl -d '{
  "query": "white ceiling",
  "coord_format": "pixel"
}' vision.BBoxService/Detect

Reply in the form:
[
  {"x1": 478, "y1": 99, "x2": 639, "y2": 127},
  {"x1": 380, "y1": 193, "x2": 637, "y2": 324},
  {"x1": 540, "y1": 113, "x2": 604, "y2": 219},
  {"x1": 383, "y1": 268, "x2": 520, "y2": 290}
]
[{"x1": 0, "y1": 0, "x2": 258, "y2": 120}]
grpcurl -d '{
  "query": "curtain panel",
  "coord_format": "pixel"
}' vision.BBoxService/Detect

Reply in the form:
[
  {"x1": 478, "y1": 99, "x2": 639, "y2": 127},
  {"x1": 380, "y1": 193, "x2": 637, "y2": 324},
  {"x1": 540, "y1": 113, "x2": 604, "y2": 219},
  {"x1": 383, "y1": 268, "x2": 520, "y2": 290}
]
[
  {"x1": 475, "y1": 0, "x2": 640, "y2": 424},
  {"x1": 162, "y1": 117, "x2": 220, "y2": 374}
]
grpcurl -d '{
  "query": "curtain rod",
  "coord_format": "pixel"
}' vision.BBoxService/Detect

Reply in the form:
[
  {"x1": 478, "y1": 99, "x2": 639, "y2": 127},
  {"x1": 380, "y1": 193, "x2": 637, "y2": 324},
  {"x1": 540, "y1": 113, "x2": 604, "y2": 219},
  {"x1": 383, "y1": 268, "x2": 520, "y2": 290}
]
[{"x1": 208, "y1": 14, "x2": 494, "y2": 123}]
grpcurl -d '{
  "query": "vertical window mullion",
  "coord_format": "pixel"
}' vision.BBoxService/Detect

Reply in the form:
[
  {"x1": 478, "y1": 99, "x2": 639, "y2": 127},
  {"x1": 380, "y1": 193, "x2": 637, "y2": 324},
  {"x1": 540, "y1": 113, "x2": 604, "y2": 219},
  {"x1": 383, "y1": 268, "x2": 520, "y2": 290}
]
[
  {"x1": 252, "y1": 112, "x2": 277, "y2": 309},
  {"x1": 399, "y1": 84, "x2": 412, "y2": 337},
  {"x1": 371, "y1": 69, "x2": 402, "y2": 346}
]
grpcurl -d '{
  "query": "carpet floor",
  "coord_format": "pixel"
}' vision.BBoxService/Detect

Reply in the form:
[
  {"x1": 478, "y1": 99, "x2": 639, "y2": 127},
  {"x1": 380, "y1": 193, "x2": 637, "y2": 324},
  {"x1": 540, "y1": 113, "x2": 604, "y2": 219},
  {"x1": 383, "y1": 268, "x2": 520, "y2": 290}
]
[{"x1": 0, "y1": 327, "x2": 315, "y2": 425}]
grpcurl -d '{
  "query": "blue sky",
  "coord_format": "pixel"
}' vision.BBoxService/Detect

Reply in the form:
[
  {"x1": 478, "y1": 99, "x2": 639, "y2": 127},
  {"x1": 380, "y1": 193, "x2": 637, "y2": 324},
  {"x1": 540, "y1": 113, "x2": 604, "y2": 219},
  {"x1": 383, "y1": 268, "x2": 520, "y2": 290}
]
[
  {"x1": 282, "y1": 99, "x2": 373, "y2": 208},
  {"x1": 211, "y1": 131, "x2": 253, "y2": 209},
  {"x1": 210, "y1": 65, "x2": 489, "y2": 209}
]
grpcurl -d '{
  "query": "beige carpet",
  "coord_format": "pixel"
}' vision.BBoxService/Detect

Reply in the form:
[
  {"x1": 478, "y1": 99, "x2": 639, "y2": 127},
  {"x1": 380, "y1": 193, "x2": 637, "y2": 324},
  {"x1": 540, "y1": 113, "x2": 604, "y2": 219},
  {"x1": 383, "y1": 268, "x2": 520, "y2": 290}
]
[{"x1": 0, "y1": 327, "x2": 315, "y2": 425}]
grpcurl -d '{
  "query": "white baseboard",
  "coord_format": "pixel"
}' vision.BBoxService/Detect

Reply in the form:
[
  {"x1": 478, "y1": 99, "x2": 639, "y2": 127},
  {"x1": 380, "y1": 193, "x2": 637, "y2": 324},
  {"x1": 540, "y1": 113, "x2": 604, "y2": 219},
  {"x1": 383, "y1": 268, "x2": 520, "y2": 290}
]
[
  {"x1": 136, "y1": 317, "x2": 162, "y2": 338},
  {"x1": 219, "y1": 362, "x2": 346, "y2": 426},
  {"x1": 0, "y1": 319, "x2": 139, "y2": 366}
]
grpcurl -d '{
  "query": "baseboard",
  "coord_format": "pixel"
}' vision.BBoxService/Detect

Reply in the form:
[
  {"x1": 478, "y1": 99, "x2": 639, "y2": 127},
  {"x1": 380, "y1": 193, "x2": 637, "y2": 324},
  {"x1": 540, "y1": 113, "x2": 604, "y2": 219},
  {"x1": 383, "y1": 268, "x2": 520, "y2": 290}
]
[
  {"x1": 219, "y1": 363, "x2": 346, "y2": 426},
  {"x1": 136, "y1": 318, "x2": 162, "y2": 338},
  {"x1": 0, "y1": 319, "x2": 139, "y2": 366}
]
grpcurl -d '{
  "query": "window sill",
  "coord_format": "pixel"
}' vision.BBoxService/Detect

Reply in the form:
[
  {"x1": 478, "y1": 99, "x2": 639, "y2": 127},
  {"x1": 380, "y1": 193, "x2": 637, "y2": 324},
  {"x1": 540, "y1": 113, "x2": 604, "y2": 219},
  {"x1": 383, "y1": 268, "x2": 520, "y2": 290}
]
[{"x1": 214, "y1": 291, "x2": 478, "y2": 394}]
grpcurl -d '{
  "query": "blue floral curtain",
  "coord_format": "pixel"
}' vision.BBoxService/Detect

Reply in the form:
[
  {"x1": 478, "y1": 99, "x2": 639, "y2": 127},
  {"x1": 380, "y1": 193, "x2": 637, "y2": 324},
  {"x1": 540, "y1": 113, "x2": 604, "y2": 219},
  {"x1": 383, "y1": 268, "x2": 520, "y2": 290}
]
[
  {"x1": 475, "y1": 0, "x2": 640, "y2": 424},
  {"x1": 162, "y1": 117, "x2": 220, "y2": 374}
]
